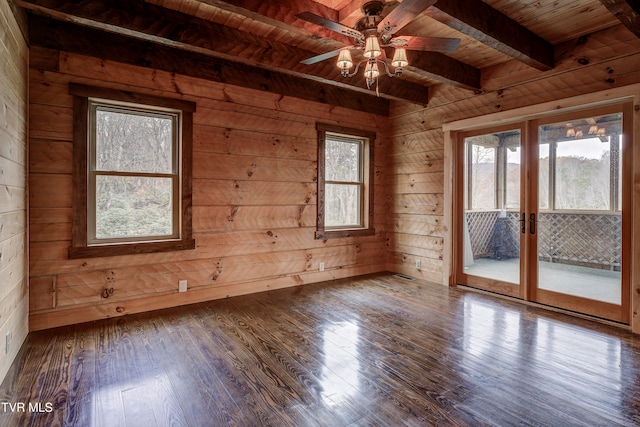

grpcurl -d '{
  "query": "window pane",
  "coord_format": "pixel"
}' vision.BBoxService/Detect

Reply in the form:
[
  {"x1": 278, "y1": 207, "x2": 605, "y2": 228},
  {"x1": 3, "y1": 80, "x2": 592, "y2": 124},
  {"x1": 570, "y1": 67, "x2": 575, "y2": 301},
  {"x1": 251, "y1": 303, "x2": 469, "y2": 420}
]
[
  {"x1": 95, "y1": 175, "x2": 174, "y2": 239},
  {"x1": 539, "y1": 112, "x2": 621, "y2": 211},
  {"x1": 463, "y1": 130, "x2": 520, "y2": 287},
  {"x1": 96, "y1": 107, "x2": 174, "y2": 174},
  {"x1": 325, "y1": 138, "x2": 360, "y2": 182},
  {"x1": 555, "y1": 139, "x2": 610, "y2": 210},
  {"x1": 325, "y1": 184, "x2": 360, "y2": 227},
  {"x1": 468, "y1": 143, "x2": 495, "y2": 210}
]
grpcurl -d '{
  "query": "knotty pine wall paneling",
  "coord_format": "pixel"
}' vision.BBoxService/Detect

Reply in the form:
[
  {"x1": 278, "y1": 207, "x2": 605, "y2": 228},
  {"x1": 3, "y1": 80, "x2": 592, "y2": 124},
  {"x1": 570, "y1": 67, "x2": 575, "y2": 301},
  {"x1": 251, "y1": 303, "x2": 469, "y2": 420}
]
[
  {"x1": 0, "y1": 0, "x2": 28, "y2": 383},
  {"x1": 385, "y1": 23, "x2": 640, "y2": 332},
  {"x1": 28, "y1": 49, "x2": 388, "y2": 330}
]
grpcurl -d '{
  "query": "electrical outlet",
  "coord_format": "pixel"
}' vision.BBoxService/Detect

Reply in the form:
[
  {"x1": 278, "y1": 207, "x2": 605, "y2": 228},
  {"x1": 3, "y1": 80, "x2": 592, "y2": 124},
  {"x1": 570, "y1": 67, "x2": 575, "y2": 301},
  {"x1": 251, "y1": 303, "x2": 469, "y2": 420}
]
[
  {"x1": 319, "y1": 262, "x2": 325, "y2": 272},
  {"x1": 6, "y1": 332, "x2": 11, "y2": 354},
  {"x1": 416, "y1": 259, "x2": 421, "y2": 269},
  {"x1": 178, "y1": 280, "x2": 188, "y2": 293}
]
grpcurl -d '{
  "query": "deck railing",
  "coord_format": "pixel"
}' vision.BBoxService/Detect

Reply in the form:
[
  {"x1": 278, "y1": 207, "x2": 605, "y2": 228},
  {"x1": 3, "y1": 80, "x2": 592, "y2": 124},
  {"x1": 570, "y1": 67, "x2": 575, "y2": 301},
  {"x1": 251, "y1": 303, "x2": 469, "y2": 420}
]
[{"x1": 465, "y1": 210, "x2": 621, "y2": 271}]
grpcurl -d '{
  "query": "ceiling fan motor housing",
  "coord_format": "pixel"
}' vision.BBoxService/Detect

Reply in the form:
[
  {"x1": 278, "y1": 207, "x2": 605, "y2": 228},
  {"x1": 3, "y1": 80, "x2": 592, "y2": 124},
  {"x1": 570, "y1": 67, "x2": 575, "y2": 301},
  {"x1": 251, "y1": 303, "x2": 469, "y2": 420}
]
[
  {"x1": 355, "y1": 1, "x2": 391, "y2": 43},
  {"x1": 357, "y1": 1, "x2": 385, "y2": 37},
  {"x1": 357, "y1": 17, "x2": 381, "y2": 38},
  {"x1": 362, "y1": 1, "x2": 385, "y2": 16}
]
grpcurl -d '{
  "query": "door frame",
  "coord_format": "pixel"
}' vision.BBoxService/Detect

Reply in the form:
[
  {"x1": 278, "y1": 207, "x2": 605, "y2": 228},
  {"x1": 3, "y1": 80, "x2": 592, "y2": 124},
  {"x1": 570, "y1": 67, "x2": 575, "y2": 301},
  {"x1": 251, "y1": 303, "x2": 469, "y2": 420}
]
[
  {"x1": 454, "y1": 122, "x2": 528, "y2": 300},
  {"x1": 443, "y1": 87, "x2": 638, "y2": 330}
]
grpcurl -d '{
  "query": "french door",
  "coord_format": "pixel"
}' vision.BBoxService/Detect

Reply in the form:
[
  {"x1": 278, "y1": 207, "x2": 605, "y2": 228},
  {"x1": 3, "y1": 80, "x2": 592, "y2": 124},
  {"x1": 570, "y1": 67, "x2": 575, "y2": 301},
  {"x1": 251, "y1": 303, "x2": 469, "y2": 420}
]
[{"x1": 455, "y1": 103, "x2": 632, "y2": 324}]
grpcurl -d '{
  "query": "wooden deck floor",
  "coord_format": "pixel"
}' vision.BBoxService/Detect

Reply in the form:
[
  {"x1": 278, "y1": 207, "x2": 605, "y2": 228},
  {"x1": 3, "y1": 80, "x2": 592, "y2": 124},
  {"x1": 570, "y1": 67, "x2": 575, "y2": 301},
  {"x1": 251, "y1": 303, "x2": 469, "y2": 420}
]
[{"x1": 1, "y1": 273, "x2": 639, "y2": 426}]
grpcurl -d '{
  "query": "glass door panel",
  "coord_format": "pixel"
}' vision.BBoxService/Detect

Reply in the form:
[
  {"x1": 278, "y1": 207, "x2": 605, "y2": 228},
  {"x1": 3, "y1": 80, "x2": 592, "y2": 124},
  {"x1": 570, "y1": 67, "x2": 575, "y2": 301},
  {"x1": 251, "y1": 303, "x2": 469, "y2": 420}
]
[
  {"x1": 533, "y1": 108, "x2": 629, "y2": 323},
  {"x1": 461, "y1": 128, "x2": 522, "y2": 298}
]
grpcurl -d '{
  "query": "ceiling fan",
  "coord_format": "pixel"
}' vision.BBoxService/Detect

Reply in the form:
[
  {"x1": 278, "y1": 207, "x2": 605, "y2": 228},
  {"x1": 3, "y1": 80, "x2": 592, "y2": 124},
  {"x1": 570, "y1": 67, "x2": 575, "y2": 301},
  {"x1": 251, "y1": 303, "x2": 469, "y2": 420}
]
[{"x1": 296, "y1": 0, "x2": 460, "y2": 90}]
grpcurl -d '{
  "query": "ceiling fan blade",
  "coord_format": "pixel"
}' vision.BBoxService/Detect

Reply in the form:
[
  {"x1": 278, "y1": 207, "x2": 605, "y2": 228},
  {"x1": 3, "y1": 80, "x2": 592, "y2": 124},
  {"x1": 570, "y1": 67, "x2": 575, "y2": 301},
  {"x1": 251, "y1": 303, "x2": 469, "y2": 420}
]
[
  {"x1": 378, "y1": 0, "x2": 438, "y2": 35},
  {"x1": 296, "y1": 12, "x2": 363, "y2": 40},
  {"x1": 300, "y1": 48, "x2": 344, "y2": 65},
  {"x1": 391, "y1": 36, "x2": 461, "y2": 53}
]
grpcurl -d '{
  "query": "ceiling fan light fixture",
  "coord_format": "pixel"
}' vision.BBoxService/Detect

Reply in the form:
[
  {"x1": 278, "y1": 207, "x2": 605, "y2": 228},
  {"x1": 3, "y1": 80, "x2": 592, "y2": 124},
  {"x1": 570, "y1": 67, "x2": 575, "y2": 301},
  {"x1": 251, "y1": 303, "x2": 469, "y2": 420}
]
[
  {"x1": 297, "y1": 0, "x2": 461, "y2": 93},
  {"x1": 337, "y1": 49, "x2": 354, "y2": 70},
  {"x1": 364, "y1": 60, "x2": 380, "y2": 79},
  {"x1": 363, "y1": 35, "x2": 381, "y2": 58},
  {"x1": 391, "y1": 48, "x2": 408, "y2": 69}
]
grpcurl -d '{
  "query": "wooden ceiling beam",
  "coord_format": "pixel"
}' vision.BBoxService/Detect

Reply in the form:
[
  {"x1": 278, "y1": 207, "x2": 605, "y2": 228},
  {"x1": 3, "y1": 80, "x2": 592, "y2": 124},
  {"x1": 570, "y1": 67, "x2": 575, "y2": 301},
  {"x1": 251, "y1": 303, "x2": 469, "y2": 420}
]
[
  {"x1": 17, "y1": 0, "x2": 430, "y2": 105},
  {"x1": 423, "y1": 0, "x2": 555, "y2": 71},
  {"x1": 408, "y1": 51, "x2": 480, "y2": 91},
  {"x1": 16, "y1": 0, "x2": 322, "y2": 70},
  {"x1": 193, "y1": 0, "x2": 350, "y2": 43},
  {"x1": 29, "y1": 15, "x2": 391, "y2": 116},
  {"x1": 338, "y1": 1, "x2": 367, "y2": 28},
  {"x1": 196, "y1": 0, "x2": 340, "y2": 26},
  {"x1": 597, "y1": 0, "x2": 640, "y2": 37}
]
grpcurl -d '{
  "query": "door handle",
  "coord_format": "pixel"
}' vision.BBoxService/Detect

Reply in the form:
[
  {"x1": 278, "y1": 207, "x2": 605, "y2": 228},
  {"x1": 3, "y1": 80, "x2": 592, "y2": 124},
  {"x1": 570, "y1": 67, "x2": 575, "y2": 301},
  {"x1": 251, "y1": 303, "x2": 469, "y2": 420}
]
[
  {"x1": 520, "y1": 212, "x2": 526, "y2": 234},
  {"x1": 529, "y1": 213, "x2": 536, "y2": 234}
]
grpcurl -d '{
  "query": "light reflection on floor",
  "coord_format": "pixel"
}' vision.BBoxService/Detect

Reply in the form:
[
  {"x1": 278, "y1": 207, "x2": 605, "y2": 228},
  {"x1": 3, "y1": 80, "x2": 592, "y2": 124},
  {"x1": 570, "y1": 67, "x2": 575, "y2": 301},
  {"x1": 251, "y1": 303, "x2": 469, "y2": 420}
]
[
  {"x1": 92, "y1": 374, "x2": 176, "y2": 427},
  {"x1": 320, "y1": 321, "x2": 361, "y2": 407},
  {"x1": 461, "y1": 294, "x2": 623, "y2": 417}
]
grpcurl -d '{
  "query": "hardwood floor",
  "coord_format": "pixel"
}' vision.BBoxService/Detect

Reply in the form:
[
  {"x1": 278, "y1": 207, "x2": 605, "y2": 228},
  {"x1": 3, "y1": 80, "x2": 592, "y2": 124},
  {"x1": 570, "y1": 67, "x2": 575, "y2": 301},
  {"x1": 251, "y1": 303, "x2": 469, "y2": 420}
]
[{"x1": 1, "y1": 273, "x2": 639, "y2": 426}]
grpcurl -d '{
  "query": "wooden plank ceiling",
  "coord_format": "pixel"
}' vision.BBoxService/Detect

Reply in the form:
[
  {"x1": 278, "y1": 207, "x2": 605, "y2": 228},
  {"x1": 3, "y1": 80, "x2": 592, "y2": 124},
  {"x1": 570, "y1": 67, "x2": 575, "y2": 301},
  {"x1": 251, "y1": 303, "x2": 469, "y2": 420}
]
[{"x1": 18, "y1": 0, "x2": 638, "y2": 114}]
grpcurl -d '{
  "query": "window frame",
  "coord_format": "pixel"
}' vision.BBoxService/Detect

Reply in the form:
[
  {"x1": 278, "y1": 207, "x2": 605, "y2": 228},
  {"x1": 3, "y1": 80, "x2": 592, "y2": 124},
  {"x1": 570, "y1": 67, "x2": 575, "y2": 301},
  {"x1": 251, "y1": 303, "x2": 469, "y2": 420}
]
[
  {"x1": 465, "y1": 139, "x2": 498, "y2": 210},
  {"x1": 316, "y1": 123, "x2": 375, "y2": 240},
  {"x1": 68, "y1": 83, "x2": 196, "y2": 258}
]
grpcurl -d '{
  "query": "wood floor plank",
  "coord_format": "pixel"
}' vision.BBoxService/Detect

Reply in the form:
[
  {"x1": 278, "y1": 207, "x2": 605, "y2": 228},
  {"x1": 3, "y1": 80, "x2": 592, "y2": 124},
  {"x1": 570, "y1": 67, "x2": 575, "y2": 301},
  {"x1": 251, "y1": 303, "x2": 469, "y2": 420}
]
[
  {"x1": 229, "y1": 281, "x2": 492, "y2": 425},
  {"x1": 223, "y1": 299, "x2": 370, "y2": 425},
  {"x1": 182, "y1": 304, "x2": 303, "y2": 426},
  {"x1": 61, "y1": 326, "x2": 96, "y2": 427},
  {"x1": 279, "y1": 282, "x2": 481, "y2": 425},
  {"x1": 94, "y1": 319, "x2": 135, "y2": 427},
  {"x1": 196, "y1": 306, "x2": 312, "y2": 426},
  {"x1": 0, "y1": 329, "x2": 51, "y2": 407},
  {"x1": 1, "y1": 273, "x2": 640, "y2": 426},
  {"x1": 158, "y1": 306, "x2": 264, "y2": 426}
]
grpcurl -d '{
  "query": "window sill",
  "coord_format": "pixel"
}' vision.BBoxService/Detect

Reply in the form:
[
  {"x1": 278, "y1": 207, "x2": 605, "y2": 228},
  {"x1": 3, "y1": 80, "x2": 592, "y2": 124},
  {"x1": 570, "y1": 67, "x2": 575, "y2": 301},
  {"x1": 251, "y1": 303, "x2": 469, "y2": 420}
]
[
  {"x1": 68, "y1": 238, "x2": 196, "y2": 259},
  {"x1": 315, "y1": 228, "x2": 376, "y2": 240}
]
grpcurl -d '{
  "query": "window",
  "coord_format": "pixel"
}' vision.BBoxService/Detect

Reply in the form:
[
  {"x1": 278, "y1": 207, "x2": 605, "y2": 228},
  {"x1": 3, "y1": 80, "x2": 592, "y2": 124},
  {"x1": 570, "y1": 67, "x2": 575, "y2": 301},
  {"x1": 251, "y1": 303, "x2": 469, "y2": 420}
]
[
  {"x1": 69, "y1": 83, "x2": 196, "y2": 258},
  {"x1": 538, "y1": 112, "x2": 622, "y2": 211},
  {"x1": 316, "y1": 123, "x2": 375, "y2": 239},
  {"x1": 466, "y1": 141, "x2": 497, "y2": 210},
  {"x1": 464, "y1": 128, "x2": 521, "y2": 211}
]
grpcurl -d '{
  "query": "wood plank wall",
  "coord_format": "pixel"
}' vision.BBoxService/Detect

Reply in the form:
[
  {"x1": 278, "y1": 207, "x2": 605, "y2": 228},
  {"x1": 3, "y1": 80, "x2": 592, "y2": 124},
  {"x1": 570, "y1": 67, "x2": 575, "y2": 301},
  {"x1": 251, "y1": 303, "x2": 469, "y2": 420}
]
[
  {"x1": 385, "y1": 23, "x2": 640, "y2": 331},
  {"x1": 28, "y1": 48, "x2": 388, "y2": 330},
  {"x1": 0, "y1": 0, "x2": 28, "y2": 382}
]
